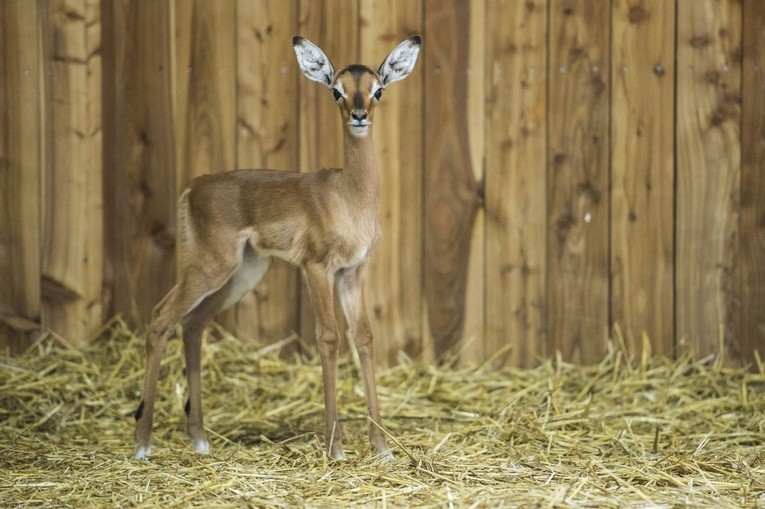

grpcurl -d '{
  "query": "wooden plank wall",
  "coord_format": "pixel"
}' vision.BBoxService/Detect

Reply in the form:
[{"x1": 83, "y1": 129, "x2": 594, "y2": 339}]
[
  {"x1": 0, "y1": 0, "x2": 42, "y2": 354},
  {"x1": 486, "y1": 0, "x2": 547, "y2": 368},
  {"x1": 741, "y1": 0, "x2": 765, "y2": 365},
  {"x1": 1, "y1": 0, "x2": 763, "y2": 369},
  {"x1": 611, "y1": 0, "x2": 675, "y2": 358},
  {"x1": 102, "y1": 0, "x2": 176, "y2": 333},
  {"x1": 41, "y1": 0, "x2": 104, "y2": 343},
  {"x1": 548, "y1": 1, "x2": 610, "y2": 364}
]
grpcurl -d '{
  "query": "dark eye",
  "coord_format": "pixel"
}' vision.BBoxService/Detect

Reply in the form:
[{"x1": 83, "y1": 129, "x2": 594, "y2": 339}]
[
  {"x1": 332, "y1": 89, "x2": 343, "y2": 101},
  {"x1": 374, "y1": 89, "x2": 383, "y2": 100}
]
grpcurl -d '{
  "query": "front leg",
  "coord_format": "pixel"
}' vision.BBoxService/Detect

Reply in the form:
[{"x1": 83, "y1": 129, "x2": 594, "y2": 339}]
[
  {"x1": 337, "y1": 265, "x2": 392, "y2": 459},
  {"x1": 302, "y1": 263, "x2": 346, "y2": 460}
]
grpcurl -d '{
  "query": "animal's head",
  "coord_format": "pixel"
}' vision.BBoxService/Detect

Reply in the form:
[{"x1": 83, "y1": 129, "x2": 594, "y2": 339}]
[{"x1": 293, "y1": 35, "x2": 421, "y2": 138}]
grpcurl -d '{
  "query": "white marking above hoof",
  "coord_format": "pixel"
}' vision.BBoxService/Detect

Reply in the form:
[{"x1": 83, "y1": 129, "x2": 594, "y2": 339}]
[
  {"x1": 376, "y1": 449, "x2": 394, "y2": 462},
  {"x1": 329, "y1": 449, "x2": 348, "y2": 461},
  {"x1": 133, "y1": 445, "x2": 152, "y2": 460},
  {"x1": 191, "y1": 438, "x2": 211, "y2": 454}
]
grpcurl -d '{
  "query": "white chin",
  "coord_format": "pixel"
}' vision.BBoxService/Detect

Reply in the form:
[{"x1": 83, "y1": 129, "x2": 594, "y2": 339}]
[{"x1": 348, "y1": 125, "x2": 369, "y2": 137}]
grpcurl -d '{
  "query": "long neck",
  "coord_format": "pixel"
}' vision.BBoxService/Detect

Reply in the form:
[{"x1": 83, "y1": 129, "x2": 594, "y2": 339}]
[{"x1": 342, "y1": 131, "x2": 380, "y2": 208}]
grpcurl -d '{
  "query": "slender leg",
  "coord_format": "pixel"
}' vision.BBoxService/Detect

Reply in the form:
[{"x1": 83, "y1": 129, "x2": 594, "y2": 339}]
[
  {"x1": 133, "y1": 286, "x2": 186, "y2": 460},
  {"x1": 303, "y1": 263, "x2": 346, "y2": 460},
  {"x1": 133, "y1": 262, "x2": 239, "y2": 460},
  {"x1": 182, "y1": 315, "x2": 209, "y2": 453},
  {"x1": 179, "y1": 248, "x2": 270, "y2": 454},
  {"x1": 337, "y1": 266, "x2": 392, "y2": 459}
]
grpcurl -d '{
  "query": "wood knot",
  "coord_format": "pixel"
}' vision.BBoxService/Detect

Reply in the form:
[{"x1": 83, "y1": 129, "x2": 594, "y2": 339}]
[
  {"x1": 629, "y1": 6, "x2": 649, "y2": 24},
  {"x1": 690, "y1": 34, "x2": 712, "y2": 48},
  {"x1": 704, "y1": 70, "x2": 721, "y2": 84},
  {"x1": 139, "y1": 179, "x2": 153, "y2": 199},
  {"x1": 591, "y1": 75, "x2": 606, "y2": 96},
  {"x1": 41, "y1": 275, "x2": 81, "y2": 302},
  {"x1": 577, "y1": 181, "x2": 601, "y2": 204},
  {"x1": 556, "y1": 213, "x2": 576, "y2": 236},
  {"x1": 151, "y1": 223, "x2": 175, "y2": 249}
]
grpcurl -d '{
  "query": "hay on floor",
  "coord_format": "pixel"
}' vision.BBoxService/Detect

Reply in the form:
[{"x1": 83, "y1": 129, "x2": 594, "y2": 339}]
[{"x1": 1, "y1": 317, "x2": 763, "y2": 507}]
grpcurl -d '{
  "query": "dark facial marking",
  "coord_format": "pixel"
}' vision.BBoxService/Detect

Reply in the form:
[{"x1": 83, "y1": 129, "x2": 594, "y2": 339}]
[
  {"x1": 134, "y1": 400, "x2": 145, "y2": 421},
  {"x1": 185, "y1": 398, "x2": 191, "y2": 416},
  {"x1": 343, "y1": 64, "x2": 374, "y2": 76},
  {"x1": 353, "y1": 91, "x2": 364, "y2": 109}
]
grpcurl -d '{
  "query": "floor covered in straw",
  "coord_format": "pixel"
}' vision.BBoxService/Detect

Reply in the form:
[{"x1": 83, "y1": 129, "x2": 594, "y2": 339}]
[{"x1": 1, "y1": 319, "x2": 764, "y2": 508}]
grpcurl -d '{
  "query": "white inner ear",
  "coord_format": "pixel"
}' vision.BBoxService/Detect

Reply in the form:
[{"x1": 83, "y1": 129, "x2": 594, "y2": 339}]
[
  {"x1": 378, "y1": 39, "x2": 421, "y2": 88},
  {"x1": 294, "y1": 38, "x2": 335, "y2": 86}
]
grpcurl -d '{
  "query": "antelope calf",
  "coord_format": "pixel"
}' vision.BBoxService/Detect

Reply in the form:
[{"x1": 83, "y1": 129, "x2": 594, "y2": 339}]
[{"x1": 132, "y1": 35, "x2": 421, "y2": 461}]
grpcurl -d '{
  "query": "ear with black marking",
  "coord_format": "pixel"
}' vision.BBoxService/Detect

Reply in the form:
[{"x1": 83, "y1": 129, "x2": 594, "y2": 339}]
[
  {"x1": 293, "y1": 36, "x2": 335, "y2": 87},
  {"x1": 378, "y1": 35, "x2": 421, "y2": 88}
]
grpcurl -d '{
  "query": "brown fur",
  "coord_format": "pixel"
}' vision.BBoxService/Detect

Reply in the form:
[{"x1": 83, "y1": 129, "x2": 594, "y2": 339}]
[{"x1": 133, "y1": 35, "x2": 421, "y2": 461}]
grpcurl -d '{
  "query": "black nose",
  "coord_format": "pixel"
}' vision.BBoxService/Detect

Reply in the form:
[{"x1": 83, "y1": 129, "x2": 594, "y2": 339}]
[{"x1": 351, "y1": 111, "x2": 367, "y2": 121}]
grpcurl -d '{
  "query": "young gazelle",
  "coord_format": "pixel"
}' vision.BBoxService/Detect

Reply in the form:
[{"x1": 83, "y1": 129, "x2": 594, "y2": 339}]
[{"x1": 132, "y1": 35, "x2": 421, "y2": 461}]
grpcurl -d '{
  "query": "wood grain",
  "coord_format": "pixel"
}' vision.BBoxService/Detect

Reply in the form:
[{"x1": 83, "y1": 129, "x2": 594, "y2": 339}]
[
  {"x1": 611, "y1": 0, "x2": 675, "y2": 356},
  {"x1": 0, "y1": 0, "x2": 42, "y2": 353},
  {"x1": 173, "y1": 0, "x2": 238, "y2": 333},
  {"x1": 460, "y1": 0, "x2": 486, "y2": 367},
  {"x1": 41, "y1": 0, "x2": 103, "y2": 344},
  {"x1": 548, "y1": 0, "x2": 610, "y2": 364},
  {"x1": 485, "y1": 0, "x2": 548, "y2": 368},
  {"x1": 740, "y1": 0, "x2": 765, "y2": 366},
  {"x1": 359, "y1": 0, "x2": 424, "y2": 365},
  {"x1": 0, "y1": 2, "x2": 763, "y2": 368},
  {"x1": 676, "y1": 0, "x2": 741, "y2": 358},
  {"x1": 423, "y1": 0, "x2": 482, "y2": 360},
  {"x1": 235, "y1": 0, "x2": 300, "y2": 344},
  {"x1": 101, "y1": 0, "x2": 176, "y2": 329}
]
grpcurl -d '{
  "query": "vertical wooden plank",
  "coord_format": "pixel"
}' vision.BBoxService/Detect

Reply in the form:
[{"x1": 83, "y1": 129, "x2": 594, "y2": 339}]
[
  {"x1": 676, "y1": 0, "x2": 741, "y2": 359},
  {"x1": 358, "y1": 0, "x2": 424, "y2": 365},
  {"x1": 548, "y1": 0, "x2": 610, "y2": 364},
  {"x1": 610, "y1": 0, "x2": 675, "y2": 356},
  {"x1": 485, "y1": 0, "x2": 548, "y2": 368},
  {"x1": 461, "y1": 0, "x2": 486, "y2": 366},
  {"x1": 41, "y1": 0, "x2": 103, "y2": 344},
  {"x1": 0, "y1": 3, "x2": 7, "y2": 350},
  {"x1": 173, "y1": 0, "x2": 237, "y2": 332},
  {"x1": 235, "y1": 0, "x2": 300, "y2": 343},
  {"x1": 0, "y1": 1, "x2": 42, "y2": 353},
  {"x1": 102, "y1": 0, "x2": 176, "y2": 329},
  {"x1": 297, "y1": 0, "x2": 360, "y2": 346},
  {"x1": 739, "y1": 0, "x2": 764, "y2": 366},
  {"x1": 423, "y1": 0, "x2": 482, "y2": 359}
]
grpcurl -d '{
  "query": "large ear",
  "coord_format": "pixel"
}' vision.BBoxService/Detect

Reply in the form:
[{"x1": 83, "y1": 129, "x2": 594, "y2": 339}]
[
  {"x1": 378, "y1": 35, "x2": 421, "y2": 88},
  {"x1": 293, "y1": 36, "x2": 335, "y2": 87}
]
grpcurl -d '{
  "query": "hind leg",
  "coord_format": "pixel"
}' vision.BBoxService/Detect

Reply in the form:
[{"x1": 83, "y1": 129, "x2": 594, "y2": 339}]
[
  {"x1": 181, "y1": 246, "x2": 270, "y2": 454},
  {"x1": 133, "y1": 283, "x2": 193, "y2": 460},
  {"x1": 133, "y1": 252, "x2": 248, "y2": 460}
]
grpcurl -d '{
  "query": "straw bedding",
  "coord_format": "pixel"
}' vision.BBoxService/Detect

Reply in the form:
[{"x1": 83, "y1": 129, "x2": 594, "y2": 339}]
[{"x1": 1, "y1": 318, "x2": 763, "y2": 508}]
